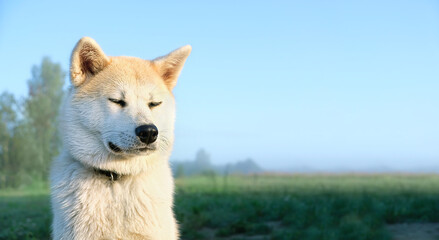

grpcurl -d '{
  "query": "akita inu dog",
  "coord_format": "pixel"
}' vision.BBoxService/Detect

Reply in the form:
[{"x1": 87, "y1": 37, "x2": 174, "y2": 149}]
[{"x1": 50, "y1": 37, "x2": 191, "y2": 240}]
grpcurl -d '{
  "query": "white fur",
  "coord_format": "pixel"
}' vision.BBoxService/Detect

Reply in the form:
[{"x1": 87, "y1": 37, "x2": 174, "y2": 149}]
[{"x1": 51, "y1": 37, "x2": 190, "y2": 240}]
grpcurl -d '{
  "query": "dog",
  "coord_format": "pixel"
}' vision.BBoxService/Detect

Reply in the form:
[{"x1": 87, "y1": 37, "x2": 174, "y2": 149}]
[{"x1": 50, "y1": 37, "x2": 191, "y2": 240}]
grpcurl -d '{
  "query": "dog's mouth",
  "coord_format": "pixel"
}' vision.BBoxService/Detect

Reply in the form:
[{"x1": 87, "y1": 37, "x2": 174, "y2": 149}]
[
  {"x1": 108, "y1": 142, "x2": 122, "y2": 153},
  {"x1": 108, "y1": 142, "x2": 155, "y2": 154}
]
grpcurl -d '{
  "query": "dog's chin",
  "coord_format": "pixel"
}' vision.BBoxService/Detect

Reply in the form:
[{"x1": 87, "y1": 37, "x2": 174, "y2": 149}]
[{"x1": 107, "y1": 142, "x2": 156, "y2": 156}]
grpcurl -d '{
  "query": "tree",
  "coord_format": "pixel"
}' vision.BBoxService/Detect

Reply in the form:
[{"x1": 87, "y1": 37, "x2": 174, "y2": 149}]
[
  {"x1": 23, "y1": 57, "x2": 65, "y2": 181},
  {"x1": 0, "y1": 92, "x2": 18, "y2": 187},
  {"x1": 195, "y1": 148, "x2": 211, "y2": 170},
  {"x1": 0, "y1": 57, "x2": 65, "y2": 188}
]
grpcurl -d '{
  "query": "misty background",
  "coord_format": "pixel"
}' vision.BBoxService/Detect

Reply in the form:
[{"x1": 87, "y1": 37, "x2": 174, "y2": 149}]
[{"x1": 0, "y1": 1, "x2": 438, "y2": 184}]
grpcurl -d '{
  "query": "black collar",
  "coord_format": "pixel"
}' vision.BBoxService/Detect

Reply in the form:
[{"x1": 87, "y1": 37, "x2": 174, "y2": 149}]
[{"x1": 94, "y1": 168, "x2": 122, "y2": 181}]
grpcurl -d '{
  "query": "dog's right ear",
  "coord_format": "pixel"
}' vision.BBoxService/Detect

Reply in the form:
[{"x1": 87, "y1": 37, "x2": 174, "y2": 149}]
[{"x1": 70, "y1": 37, "x2": 110, "y2": 87}]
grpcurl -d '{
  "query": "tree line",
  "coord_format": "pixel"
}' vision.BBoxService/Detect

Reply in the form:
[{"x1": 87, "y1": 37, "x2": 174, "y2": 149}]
[
  {"x1": 172, "y1": 149, "x2": 263, "y2": 178},
  {"x1": 0, "y1": 57, "x2": 64, "y2": 188}
]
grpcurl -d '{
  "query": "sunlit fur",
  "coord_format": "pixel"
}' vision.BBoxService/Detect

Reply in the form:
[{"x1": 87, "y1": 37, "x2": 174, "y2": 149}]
[{"x1": 50, "y1": 37, "x2": 191, "y2": 240}]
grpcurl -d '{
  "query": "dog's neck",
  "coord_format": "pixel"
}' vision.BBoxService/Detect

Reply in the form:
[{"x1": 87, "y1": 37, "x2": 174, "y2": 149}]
[{"x1": 68, "y1": 154, "x2": 125, "y2": 182}]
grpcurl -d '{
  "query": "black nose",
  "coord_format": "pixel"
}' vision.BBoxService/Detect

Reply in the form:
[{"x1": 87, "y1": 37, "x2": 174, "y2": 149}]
[{"x1": 135, "y1": 125, "x2": 158, "y2": 144}]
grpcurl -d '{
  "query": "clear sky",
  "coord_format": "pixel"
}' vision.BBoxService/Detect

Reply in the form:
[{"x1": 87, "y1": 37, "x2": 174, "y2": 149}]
[{"x1": 1, "y1": 1, "x2": 438, "y2": 171}]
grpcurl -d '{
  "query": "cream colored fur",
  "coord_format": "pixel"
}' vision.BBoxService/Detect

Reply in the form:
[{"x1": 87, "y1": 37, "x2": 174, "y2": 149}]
[{"x1": 50, "y1": 37, "x2": 191, "y2": 240}]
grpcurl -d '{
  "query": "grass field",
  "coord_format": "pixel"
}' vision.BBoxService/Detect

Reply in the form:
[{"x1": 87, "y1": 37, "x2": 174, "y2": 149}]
[{"x1": 1, "y1": 174, "x2": 439, "y2": 240}]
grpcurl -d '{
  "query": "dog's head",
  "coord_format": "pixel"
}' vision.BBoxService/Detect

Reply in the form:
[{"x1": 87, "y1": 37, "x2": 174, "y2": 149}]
[{"x1": 62, "y1": 37, "x2": 191, "y2": 174}]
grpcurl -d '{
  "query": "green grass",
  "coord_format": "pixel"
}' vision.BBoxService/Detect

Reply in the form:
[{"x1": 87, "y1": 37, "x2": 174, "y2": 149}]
[
  {"x1": 0, "y1": 182, "x2": 51, "y2": 240},
  {"x1": 2, "y1": 174, "x2": 439, "y2": 239}
]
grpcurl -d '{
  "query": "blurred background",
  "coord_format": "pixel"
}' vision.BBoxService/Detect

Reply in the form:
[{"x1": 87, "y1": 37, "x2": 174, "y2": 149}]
[
  {"x1": 1, "y1": 1, "x2": 439, "y2": 239},
  {"x1": 1, "y1": 1, "x2": 438, "y2": 177}
]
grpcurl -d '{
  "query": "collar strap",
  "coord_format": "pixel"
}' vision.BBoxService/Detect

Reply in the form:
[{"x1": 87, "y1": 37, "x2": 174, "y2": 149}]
[{"x1": 94, "y1": 168, "x2": 121, "y2": 181}]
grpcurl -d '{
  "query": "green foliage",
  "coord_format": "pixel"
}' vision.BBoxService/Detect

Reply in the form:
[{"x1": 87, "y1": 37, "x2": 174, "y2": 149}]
[
  {"x1": 0, "y1": 92, "x2": 18, "y2": 188},
  {"x1": 2, "y1": 174, "x2": 439, "y2": 239},
  {"x1": 0, "y1": 57, "x2": 65, "y2": 188},
  {"x1": 174, "y1": 174, "x2": 439, "y2": 240},
  {"x1": 23, "y1": 57, "x2": 65, "y2": 181},
  {"x1": 0, "y1": 189, "x2": 51, "y2": 240}
]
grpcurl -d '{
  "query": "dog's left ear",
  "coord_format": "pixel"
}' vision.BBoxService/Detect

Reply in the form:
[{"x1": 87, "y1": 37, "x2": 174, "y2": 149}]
[{"x1": 153, "y1": 45, "x2": 191, "y2": 90}]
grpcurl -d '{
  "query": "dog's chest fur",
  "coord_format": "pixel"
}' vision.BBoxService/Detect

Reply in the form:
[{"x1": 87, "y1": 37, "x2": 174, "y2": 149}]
[{"x1": 51, "y1": 156, "x2": 177, "y2": 240}]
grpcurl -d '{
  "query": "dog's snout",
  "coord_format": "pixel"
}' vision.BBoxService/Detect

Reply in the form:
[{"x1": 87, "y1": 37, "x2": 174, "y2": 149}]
[{"x1": 135, "y1": 125, "x2": 158, "y2": 144}]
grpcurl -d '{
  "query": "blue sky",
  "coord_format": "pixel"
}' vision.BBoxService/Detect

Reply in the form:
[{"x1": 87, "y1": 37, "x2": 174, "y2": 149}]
[{"x1": 1, "y1": 1, "x2": 438, "y2": 171}]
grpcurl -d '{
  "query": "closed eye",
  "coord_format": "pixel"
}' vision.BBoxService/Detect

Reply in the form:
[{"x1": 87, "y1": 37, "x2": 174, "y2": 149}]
[
  {"x1": 148, "y1": 101, "x2": 162, "y2": 108},
  {"x1": 108, "y1": 98, "x2": 126, "y2": 107}
]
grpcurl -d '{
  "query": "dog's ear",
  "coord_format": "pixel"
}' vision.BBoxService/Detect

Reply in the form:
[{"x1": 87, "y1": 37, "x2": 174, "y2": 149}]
[
  {"x1": 70, "y1": 37, "x2": 110, "y2": 87},
  {"x1": 153, "y1": 45, "x2": 191, "y2": 90}
]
